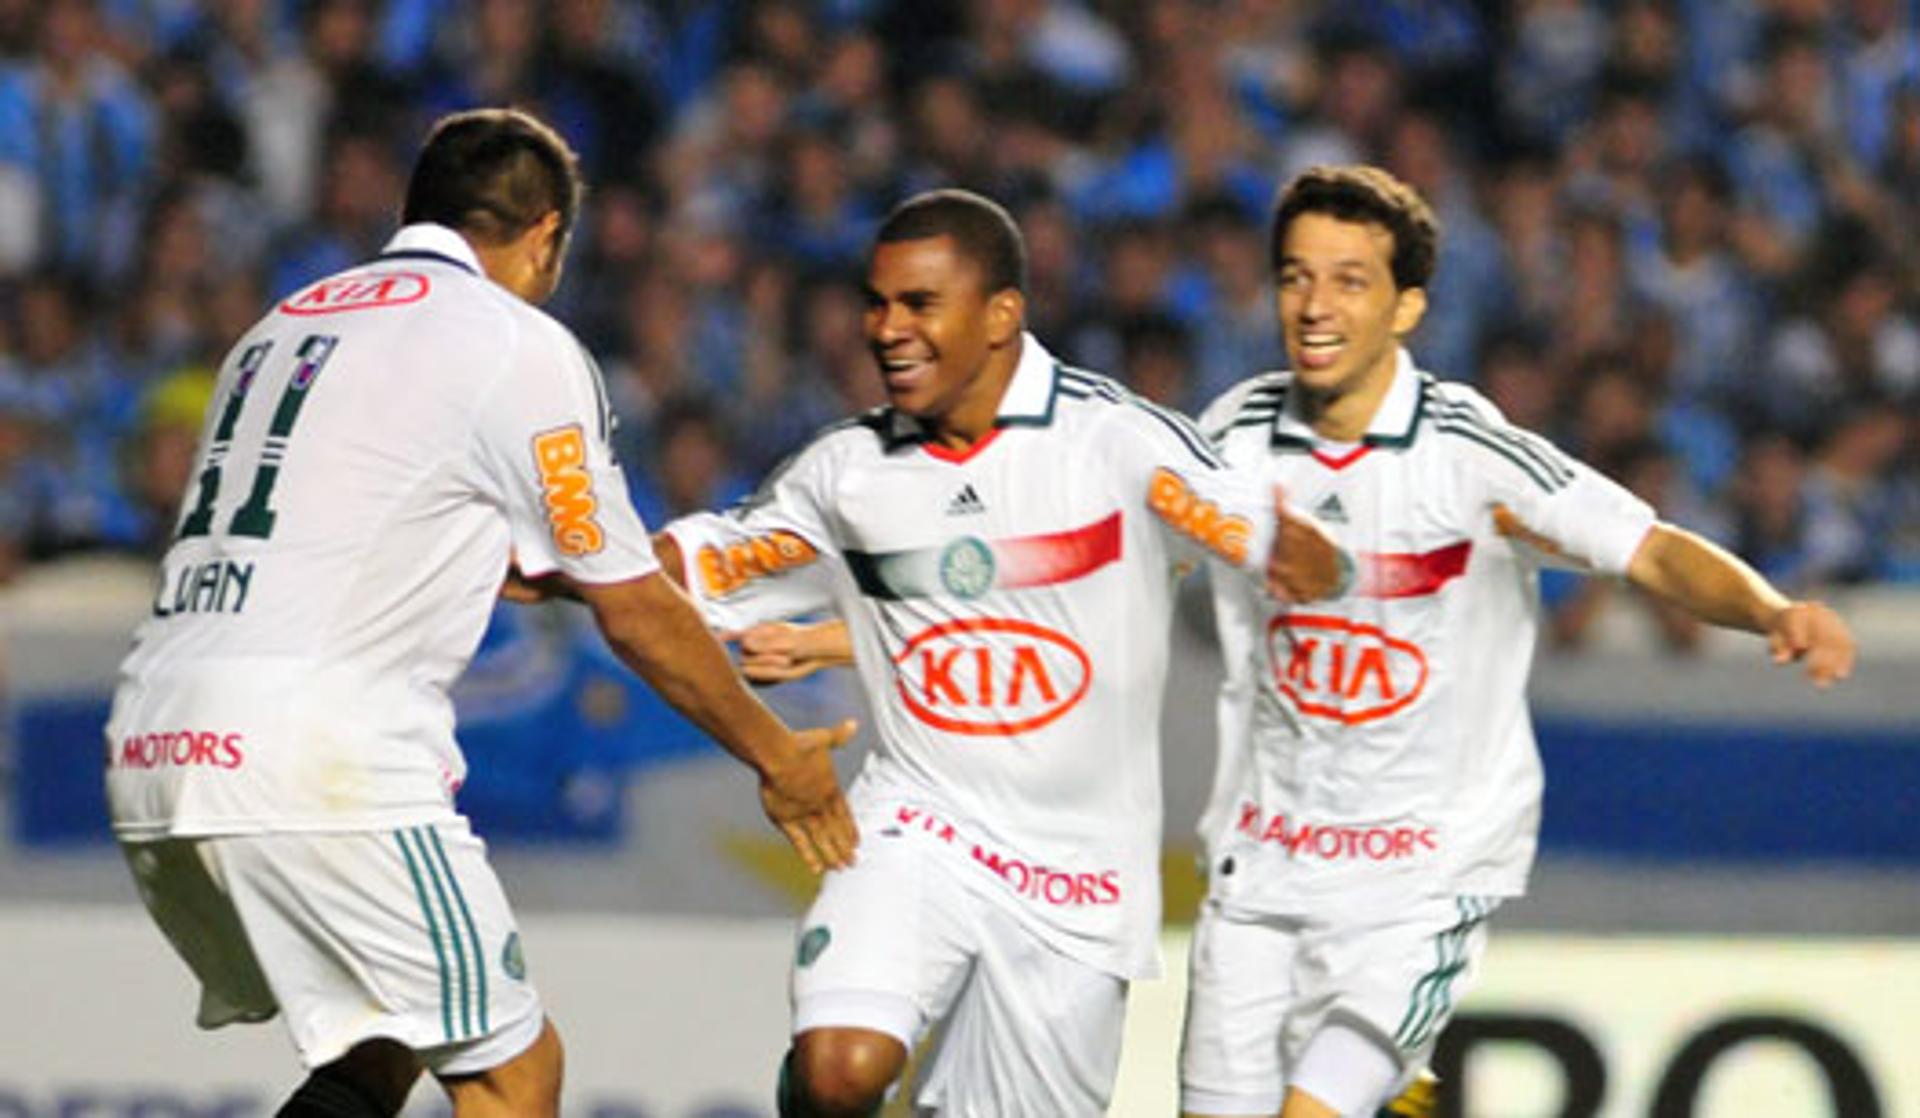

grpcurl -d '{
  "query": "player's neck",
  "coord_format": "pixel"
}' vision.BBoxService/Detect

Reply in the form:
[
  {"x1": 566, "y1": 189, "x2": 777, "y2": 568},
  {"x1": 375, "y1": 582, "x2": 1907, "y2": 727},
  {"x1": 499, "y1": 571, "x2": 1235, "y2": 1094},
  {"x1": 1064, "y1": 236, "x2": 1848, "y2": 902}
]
[
  {"x1": 927, "y1": 343, "x2": 1020, "y2": 450},
  {"x1": 1299, "y1": 357, "x2": 1396, "y2": 442}
]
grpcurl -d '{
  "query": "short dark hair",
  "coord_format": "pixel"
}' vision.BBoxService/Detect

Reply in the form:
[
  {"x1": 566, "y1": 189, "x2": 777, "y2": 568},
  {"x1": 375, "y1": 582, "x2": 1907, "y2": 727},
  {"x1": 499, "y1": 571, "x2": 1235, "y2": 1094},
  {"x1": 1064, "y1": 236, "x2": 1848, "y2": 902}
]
[
  {"x1": 874, "y1": 188, "x2": 1027, "y2": 294},
  {"x1": 1271, "y1": 165, "x2": 1440, "y2": 291},
  {"x1": 402, "y1": 108, "x2": 583, "y2": 245}
]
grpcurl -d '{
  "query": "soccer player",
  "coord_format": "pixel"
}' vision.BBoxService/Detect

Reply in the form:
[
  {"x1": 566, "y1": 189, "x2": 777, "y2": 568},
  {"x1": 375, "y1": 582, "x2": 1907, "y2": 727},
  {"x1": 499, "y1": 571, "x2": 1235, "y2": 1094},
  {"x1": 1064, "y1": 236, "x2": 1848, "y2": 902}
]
[
  {"x1": 1180, "y1": 165, "x2": 1856, "y2": 1118},
  {"x1": 649, "y1": 188, "x2": 1346, "y2": 1117},
  {"x1": 105, "y1": 108, "x2": 855, "y2": 1118}
]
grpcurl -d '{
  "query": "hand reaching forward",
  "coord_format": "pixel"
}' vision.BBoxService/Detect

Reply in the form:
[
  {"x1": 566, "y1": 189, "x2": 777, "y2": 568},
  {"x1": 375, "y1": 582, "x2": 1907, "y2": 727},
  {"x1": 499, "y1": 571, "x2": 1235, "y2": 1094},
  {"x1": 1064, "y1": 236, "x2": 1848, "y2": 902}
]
[
  {"x1": 730, "y1": 620, "x2": 854, "y2": 685},
  {"x1": 1265, "y1": 485, "x2": 1352, "y2": 604},
  {"x1": 759, "y1": 718, "x2": 860, "y2": 872},
  {"x1": 1765, "y1": 601, "x2": 1856, "y2": 688}
]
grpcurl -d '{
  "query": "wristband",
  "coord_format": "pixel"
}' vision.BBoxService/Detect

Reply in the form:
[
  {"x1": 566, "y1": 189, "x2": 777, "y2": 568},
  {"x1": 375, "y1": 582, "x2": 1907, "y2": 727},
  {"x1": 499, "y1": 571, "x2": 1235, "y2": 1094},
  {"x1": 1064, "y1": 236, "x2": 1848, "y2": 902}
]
[{"x1": 1332, "y1": 547, "x2": 1356, "y2": 599}]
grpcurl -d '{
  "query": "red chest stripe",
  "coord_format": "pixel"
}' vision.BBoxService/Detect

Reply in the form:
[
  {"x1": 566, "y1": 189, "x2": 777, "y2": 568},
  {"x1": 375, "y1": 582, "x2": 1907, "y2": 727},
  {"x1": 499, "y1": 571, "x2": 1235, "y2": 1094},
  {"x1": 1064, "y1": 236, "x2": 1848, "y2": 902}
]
[{"x1": 1353, "y1": 539, "x2": 1472, "y2": 599}]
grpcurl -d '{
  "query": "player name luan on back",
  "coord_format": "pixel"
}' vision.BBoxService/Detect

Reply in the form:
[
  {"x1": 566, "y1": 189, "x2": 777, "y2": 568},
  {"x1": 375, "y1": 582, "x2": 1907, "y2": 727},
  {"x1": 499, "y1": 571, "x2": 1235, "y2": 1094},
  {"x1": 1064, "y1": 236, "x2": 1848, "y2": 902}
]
[{"x1": 151, "y1": 558, "x2": 255, "y2": 617}]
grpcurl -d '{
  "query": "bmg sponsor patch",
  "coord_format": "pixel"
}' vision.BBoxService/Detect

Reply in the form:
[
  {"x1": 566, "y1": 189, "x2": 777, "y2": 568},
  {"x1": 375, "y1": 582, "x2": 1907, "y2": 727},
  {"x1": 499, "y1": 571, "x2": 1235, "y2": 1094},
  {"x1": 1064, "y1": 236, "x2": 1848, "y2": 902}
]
[
  {"x1": 696, "y1": 530, "x2": 819, "y2": 597},
  {"x1": 1147, "y1": 467, "x2": 1251, "y2": 564},
  {"x1": 532, "y1": 425, "x2": 605, "y2": 557}
]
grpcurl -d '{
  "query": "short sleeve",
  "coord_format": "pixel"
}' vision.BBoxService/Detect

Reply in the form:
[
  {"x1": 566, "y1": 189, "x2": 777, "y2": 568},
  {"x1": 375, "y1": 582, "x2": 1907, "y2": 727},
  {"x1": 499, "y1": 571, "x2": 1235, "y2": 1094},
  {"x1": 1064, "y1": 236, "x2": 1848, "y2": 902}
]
[
  {"x1": 1103, "y1": 396, "x2": 1278, "y2": 580},
  {"x1": 469, "y1": 320, "x2": 659, "y2": 585},
  {"x1": 663, "y1": 439, "x2": 843, "y2": 630},
  {"x1": 1441, "y1": 391, "x2": 1655, "y2": 576}
]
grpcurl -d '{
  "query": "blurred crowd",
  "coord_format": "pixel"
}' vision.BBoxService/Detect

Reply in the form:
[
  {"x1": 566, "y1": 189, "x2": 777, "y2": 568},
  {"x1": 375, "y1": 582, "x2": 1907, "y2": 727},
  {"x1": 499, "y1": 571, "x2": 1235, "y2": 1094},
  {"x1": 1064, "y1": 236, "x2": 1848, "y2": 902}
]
[{"x1": 0, "y1": 0, "x2": 1916, "y2": 628}]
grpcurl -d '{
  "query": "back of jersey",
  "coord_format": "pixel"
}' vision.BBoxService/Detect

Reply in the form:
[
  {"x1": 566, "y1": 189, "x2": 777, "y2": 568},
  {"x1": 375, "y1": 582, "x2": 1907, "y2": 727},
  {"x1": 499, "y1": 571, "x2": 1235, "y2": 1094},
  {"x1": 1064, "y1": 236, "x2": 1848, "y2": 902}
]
[{"x1": 105, "y1": 229, "x2": 655, "y2": 839}]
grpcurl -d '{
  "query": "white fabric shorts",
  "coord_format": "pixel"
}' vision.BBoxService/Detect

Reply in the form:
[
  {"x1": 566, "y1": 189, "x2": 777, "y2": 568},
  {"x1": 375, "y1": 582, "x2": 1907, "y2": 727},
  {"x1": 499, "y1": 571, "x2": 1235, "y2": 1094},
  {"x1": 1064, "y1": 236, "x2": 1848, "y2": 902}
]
[
  {"x1": 1181, "y1": 895, "x2": 1499, "y2": 1115},
  {"x1": 790, "y1": 817, "x2": 1128, "y2": 1117},
  {"x1": 121, "y1": 820, "x2": 545, "y2": 1075}
]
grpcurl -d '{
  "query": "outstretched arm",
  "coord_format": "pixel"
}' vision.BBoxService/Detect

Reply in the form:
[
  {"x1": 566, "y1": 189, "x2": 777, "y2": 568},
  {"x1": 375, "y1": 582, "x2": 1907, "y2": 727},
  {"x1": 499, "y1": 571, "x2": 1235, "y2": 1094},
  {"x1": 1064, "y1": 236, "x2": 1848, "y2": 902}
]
[
  {"x1": 575, "y1": 571, "x2": 858, "y2": 869},
  {"x1": 1625, "y1": 523, "x2": 1855, "y2": 686}
]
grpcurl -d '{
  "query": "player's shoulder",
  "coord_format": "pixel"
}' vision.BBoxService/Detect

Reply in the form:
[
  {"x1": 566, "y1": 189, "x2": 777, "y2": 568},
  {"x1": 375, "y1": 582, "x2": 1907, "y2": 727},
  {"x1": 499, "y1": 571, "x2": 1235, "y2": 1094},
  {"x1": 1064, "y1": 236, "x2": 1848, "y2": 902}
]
[
  {"x1": 1418, "y1": 375, "x2": 1580, "y2": 491},
  {"x1": 1048, "y1": 363, "x2": 1226, "y2": 468},
  {"x1": 1418, "y1": 375, "x2": 1507, "y2": 428},
  {"x1": 492, "y1": 290, "x2": 579, "y2": 352},
  {"x1": 1197, "y1": 371, "x2": 1291, "y2": 442},
  {"x1": 1050, "y1": 362, "x2": 1178, "y2": 428},
  {"x1": 781, "y1": 407, "x2": 900, "y2": 468},
  {"x1": 1052, "y1": 362, "x2": 1127, "y2": 403},
  {"x1": 1418, "y1": 375, "x2": 1559, "y2": 452}
]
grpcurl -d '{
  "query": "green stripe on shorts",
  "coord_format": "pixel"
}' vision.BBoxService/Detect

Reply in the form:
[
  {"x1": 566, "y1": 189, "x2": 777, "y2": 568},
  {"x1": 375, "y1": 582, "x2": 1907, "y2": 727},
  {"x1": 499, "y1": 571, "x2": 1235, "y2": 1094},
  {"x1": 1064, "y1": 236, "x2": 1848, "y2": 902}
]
[
  {"x1": 1393, "y1": 897, "x2": 1487, "y2": 1049},
  {"x1": 427, "y1": 826, "x2": 489, "y2": 1035},
  {"x1": 411, "y1": 826, "x2": 474, "y2": 1039},
  {"x1": 396, "y1": 829, "x2": 454, "y2": 1043}
]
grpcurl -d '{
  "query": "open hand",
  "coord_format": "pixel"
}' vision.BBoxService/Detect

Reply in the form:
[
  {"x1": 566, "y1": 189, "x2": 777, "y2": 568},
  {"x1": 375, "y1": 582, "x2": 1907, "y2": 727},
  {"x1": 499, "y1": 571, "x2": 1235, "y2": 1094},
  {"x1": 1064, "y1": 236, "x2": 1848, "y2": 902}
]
[
  {"x1": 759, "y1": 718, "x2": 860, "y2": 872},
  {"x1": 1765, "y1": 601, "x2": 1855, "y2": 688}
]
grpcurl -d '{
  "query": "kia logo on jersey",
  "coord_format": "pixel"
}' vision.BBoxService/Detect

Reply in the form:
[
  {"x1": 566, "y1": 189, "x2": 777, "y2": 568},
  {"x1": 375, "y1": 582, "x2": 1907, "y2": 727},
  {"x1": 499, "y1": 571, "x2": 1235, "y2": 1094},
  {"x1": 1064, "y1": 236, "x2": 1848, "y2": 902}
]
[
  {"x1": 280, "y1": 272, "x2": 431, "y2": 315},
  {"x1": 1268, "y1": 614, "x2": 1429, "y2": 724},
  {"x1": 893, "y1": 617, "x2": 1092, "y2": 735}
]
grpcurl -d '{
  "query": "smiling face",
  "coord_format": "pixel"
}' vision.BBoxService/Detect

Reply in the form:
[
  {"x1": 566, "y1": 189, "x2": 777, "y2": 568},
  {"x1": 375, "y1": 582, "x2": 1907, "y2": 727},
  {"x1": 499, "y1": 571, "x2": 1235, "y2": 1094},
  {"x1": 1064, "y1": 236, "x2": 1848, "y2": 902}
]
[
  {"x1": 865, "y1": 234, "x2": 1023, "y2": 444},
  {"x1": 1275, "y1": 211, "x2": 1426, "y2": 413}
]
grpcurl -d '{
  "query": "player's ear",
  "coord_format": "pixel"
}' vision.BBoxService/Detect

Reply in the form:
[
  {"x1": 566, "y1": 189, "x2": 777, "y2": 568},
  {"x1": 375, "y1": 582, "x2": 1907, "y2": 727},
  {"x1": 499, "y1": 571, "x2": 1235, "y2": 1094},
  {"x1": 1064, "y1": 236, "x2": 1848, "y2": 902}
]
[
  {"x1": 535, "y1": 210, "x2": 565, "y2": 262},
  {"x1": 1391, "y1": 285, "x2": 1427, "y2": 337},
  {"x1": 986, "y1": 288, "x2": 1025, "y2": 347}
]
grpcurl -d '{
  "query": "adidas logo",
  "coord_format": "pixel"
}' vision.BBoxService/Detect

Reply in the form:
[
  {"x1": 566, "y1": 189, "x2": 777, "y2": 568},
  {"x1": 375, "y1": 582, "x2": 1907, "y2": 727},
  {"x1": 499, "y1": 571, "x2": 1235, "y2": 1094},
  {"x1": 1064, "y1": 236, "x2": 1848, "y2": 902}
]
[
  {"x1": 1313, "y1": 493, "x2": 1348, "y2": 523},
  {"x1": 946, "y1": 484, "x2": 986, "y2": 516}
]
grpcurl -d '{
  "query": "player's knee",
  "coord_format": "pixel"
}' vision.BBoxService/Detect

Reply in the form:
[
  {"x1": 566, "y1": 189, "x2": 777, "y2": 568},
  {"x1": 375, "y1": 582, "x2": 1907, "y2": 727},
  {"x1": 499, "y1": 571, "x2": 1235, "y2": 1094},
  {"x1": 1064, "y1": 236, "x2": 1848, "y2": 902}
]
[
  {"x1": 500, "y1": 1019, "x2": 564, "y2": 1108},
  {"x1": 441, "y1": 1019, "x2": 564, "y2": 1118},
  {"x1": 784, "y1": 1029, "x2": 903, "y2": 1117}
]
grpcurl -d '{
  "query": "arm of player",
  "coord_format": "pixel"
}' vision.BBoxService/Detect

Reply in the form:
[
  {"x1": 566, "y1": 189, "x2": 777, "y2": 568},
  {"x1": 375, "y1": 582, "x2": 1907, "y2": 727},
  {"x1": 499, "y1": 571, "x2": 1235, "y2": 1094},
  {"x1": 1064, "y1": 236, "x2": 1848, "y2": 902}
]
[
  {"x1": 651, "y1": 530, "x2": 688, "y2": 589},
  {"x1": 1624, "y1": 523, "x2": 1856, "y2": 687},
  {"x1": 728, "y1": 620, "x2": 855, "y2": 684},
  {"x1": 575, "y1": 570, "x2": 860, "y2": 870},
  {"x1": 1133, "y1": 442, "x2": 1349, "y2": 603},
  {"x1": 500, "y1": 558, "x2": 581, "y2": 603}
]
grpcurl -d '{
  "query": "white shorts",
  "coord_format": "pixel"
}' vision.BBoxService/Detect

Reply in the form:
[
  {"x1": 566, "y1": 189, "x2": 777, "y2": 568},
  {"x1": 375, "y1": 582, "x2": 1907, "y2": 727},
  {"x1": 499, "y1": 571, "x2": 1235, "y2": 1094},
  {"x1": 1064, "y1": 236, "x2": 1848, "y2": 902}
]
[
  {"x1": 791, "y1": 819, "x2": 1127, "y2": 1117},
  {"x1": 1181, "y1": 895, "x2": 1498, "y2": 1115},
  {"x1": 121, "y1": 820, "x2": 545, "y2": 1075}
]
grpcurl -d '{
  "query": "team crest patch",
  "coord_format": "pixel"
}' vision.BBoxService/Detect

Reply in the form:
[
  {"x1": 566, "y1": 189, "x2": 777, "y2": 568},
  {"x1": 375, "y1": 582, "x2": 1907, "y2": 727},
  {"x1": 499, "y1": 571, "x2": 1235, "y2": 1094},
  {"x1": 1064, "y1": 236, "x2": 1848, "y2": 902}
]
[
  {"x1": 796, "y1": 925, "x2": 832, "y2": 968},
  {"x1": 502, "y1": 932, "x2": 527, "y2": 981},
  {"x1": 938, "y1": 537, "x2": 995, "y2": 599}
]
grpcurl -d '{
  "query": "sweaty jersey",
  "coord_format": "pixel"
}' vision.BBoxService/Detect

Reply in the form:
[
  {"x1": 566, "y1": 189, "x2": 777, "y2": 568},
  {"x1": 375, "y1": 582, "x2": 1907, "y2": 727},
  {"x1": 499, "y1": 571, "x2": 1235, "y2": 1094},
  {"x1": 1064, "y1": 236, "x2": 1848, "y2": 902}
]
[
  {"x1": 1195, "y1": 350, "x2": 1656, "y2": 917},
  {"x1": 667, "y1": 335, "x2": 1278, "y2": 979},
  {"x1": 107, "y1": 224, "x2": 659, "y2": 839}
]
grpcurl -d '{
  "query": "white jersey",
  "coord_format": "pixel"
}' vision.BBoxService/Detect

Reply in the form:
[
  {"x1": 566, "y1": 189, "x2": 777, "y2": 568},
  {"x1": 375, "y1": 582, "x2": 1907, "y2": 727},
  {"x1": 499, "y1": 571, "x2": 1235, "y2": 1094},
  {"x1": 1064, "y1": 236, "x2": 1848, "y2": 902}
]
[
  {"x1": 107, "y1": 224, "x2": 659, "y2": 840},
  {"x1": 1195, "y1": 350, "x2": 1655, "y2": 917},
  {"x1": 667, "y1": 335, "x2": 1277, "y2": 979}
]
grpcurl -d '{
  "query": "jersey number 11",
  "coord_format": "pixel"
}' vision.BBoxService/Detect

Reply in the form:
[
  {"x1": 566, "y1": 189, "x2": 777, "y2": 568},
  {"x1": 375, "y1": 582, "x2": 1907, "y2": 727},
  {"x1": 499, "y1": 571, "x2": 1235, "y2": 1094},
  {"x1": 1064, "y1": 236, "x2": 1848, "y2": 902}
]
[{"x1": 177, "y1": 333, "x2": 339, "y2": 541}]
